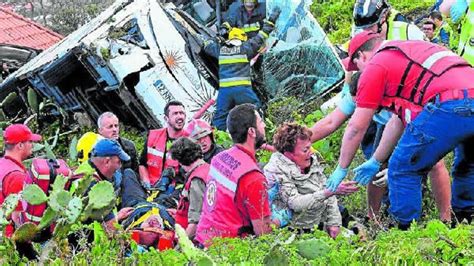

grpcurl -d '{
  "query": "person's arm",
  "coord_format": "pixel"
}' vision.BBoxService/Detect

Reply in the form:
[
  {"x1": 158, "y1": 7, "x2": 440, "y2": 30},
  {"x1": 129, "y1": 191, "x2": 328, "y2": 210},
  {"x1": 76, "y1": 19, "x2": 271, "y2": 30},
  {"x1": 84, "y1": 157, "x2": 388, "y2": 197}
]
[
  {"x1": 280, "y1": 176, "x2": 332, "y2": 212},
  {"x1": 372, "y1": 114, "x2": 405, "y2": 163},
  {"x1": 3, "y1": 173, "x2": 27, "y2": 227},
  {"x1": 138, "y1": 139, "x2": 150, "y2": 184},
  {"x1": 311, "y1": 108, "x2": 350, "y2": 142},
  {"x1": 338, "y1": 108, "x2": 377, "y2": 168},
  {"x1": 325, "y1": 194, "x2": 342, "y2": 227},
  {"x1": 238, "y1": 172, "x2": 273, "y2": 236},
  {"x1": 203, "y1": 40, "x2": 219, "y2": 59},
  {"x1": 187, "y1": 178, "x2": 206, "y2": 238}
]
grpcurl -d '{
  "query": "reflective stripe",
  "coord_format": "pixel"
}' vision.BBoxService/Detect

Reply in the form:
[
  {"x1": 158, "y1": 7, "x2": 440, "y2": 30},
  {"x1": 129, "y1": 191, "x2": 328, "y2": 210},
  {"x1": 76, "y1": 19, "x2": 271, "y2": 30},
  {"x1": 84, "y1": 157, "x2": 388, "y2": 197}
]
[
  {"x1": 30, "y1": 165, "x2": 50, "y2": 180},
  {"x1": 259, "y1": 31, "x2": 269, "y2": 39},
  {"x1": 25, "y1": 212, "x2": 42, "y2": 222},
  {"x1": 219, "y1": 55, "x2": 249, "y2": 65},
  {"x1": 209, "y1": 166, "x2": 237, "y2": 193},
  {"x1": 220, "y1": 77, "x2": 252, "y2": 87},
  {"x1": 243, "y1": 22, "x2": 260, "y2": 33},
  {"x1": 421, "y1": 51, "x2": 457, "y2": 69},
  {"x1": 148, "y1": 147, "x2": 164, "y2": 157}
]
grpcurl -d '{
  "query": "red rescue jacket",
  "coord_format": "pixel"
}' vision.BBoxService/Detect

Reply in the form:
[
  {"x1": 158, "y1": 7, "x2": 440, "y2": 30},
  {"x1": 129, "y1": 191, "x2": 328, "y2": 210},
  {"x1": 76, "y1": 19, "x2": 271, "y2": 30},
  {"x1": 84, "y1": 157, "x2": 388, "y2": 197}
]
[
  {"x1": 376, "y1": 41, "x2": 470, "y2": 124},
  {"x1": 195, "y1": 146, "x2": 261, "y2": 247},
  {"x1": 175, "y1": 162, "x2": 210, "y2": 229},
  {"x1": 146, "y1": 128, "x2": 184, "y2": 185}
]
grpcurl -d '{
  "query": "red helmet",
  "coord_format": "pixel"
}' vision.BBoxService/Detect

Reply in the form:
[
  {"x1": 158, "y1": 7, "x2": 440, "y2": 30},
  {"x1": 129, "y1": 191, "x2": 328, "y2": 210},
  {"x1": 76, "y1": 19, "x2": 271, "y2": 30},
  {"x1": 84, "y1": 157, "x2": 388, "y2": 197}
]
[{"x1": 185, "y1": 119, "x2": 213, "y2": 141}]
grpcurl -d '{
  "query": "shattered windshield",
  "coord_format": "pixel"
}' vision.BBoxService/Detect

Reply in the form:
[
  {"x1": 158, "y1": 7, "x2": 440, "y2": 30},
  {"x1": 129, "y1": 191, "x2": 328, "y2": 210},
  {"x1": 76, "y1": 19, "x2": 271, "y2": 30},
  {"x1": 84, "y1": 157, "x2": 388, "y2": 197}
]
[{"x1": 264, "y1": 0, "x2": 344, "y2": 104}]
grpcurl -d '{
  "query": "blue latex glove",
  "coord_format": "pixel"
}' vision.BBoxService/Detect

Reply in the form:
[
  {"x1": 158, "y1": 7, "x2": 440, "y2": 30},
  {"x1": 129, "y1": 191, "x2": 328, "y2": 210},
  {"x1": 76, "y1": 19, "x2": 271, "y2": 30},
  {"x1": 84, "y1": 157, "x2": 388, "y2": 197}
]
[
  {"x1": 353, "y1": 157, "x2": 382, "y2": 185},
  {"x1": 326, "y1": 165, "x2": 348, "y2": 192},
  {"x1": 268, "y1": 182, "x2": 280, "y2": 203},
  {"x1": 450, "y1": 0, "x2": 468, "y2": 23},
  {"x1": 272, "y1": 207, "x2": 293, "y2": 227}
]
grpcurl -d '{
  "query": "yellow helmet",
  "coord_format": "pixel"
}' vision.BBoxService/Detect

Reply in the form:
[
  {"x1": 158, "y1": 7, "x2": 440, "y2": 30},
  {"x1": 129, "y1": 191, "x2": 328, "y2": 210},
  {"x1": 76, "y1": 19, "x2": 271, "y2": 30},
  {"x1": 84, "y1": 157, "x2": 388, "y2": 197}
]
[
  {"x1": 228, "y1": 27, "x2": 248, "y2": 42},
  {"x1": 76, "y1": 132, "x2": 101, "y2": 163}
]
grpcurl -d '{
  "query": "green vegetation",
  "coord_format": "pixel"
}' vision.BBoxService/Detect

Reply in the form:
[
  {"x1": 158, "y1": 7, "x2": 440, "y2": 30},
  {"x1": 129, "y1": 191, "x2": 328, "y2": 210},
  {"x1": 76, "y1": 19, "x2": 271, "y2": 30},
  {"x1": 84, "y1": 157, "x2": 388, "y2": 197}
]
[
  {"x1": 311, "y1": 0, "x2": 436, "y2": 44},
  {"x1": 1, "y1": 0, "x2": 473, "y2": 264}
]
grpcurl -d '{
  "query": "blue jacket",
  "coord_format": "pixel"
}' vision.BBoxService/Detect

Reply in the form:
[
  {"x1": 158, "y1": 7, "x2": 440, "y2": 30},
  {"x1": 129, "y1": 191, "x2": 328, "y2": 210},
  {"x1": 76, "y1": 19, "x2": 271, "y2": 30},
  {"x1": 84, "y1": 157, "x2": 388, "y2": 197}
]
[
  {"x1": 204, "y1": 31, "x2": 267, "y2": 89},
  {"x1": 224, "y1": 1, "x2": 266, "y2": 38}
]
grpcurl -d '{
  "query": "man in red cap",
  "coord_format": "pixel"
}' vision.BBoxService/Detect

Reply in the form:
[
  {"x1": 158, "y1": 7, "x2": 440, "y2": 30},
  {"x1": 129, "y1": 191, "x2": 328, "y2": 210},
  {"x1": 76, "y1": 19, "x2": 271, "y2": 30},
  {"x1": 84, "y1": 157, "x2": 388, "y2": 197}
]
[
  {"x1": 0, "y1": 124, "x2": 41, "y2": 258},
  {"x1": 327, "y1": 31, "x2": 474, "y2": 228}
]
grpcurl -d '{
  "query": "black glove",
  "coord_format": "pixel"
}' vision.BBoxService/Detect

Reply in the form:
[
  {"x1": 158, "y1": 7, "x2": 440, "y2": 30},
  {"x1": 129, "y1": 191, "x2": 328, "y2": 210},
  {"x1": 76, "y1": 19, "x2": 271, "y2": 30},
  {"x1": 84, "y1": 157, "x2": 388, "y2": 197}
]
[
  {"x1": 268, "y1": 6, "x2": 281, "y2": 23},
  {"x1": 262, "y1": 19, "x2": 275, "y2": 35}
]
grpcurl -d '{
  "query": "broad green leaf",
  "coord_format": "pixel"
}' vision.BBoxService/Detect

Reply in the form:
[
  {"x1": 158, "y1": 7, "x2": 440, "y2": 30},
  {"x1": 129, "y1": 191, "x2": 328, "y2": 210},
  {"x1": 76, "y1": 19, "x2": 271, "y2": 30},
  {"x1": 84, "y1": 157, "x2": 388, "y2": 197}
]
[
  {"x1": 12, "y1": 222, "x2": 39, "y2": 242},
  {"x1": 1, "y1": 194, "x2": 20, "y2": 217},
  {"x1": 49, "y1": 191, "x2": 72, "y2": 212},
  {"x1": 22, "y1": 184, "x2": 48, "y2": 205},
  {"x1": 88, "y1": 181, "x2": 115, "y2": 209},
  {"x1": 38, "y1": 207, "x2": 57, "y2": 230},
  {"x1": 65, "y1": 197, "x2": 83, "y2": 223},
  {"x1": 51, "y1": 175, "x2": 68, "y2": 192}
]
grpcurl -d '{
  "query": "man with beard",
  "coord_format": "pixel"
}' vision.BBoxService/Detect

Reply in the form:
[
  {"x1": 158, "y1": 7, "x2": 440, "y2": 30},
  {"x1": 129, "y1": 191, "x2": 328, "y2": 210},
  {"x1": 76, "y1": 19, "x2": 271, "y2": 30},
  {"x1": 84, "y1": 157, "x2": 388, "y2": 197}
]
[
  {"x1": 138, "y1": 101, "x2": 188, "y2": 192},
  {"x1": 195, "y1": 103, "x2": 273, "y2": 247}
]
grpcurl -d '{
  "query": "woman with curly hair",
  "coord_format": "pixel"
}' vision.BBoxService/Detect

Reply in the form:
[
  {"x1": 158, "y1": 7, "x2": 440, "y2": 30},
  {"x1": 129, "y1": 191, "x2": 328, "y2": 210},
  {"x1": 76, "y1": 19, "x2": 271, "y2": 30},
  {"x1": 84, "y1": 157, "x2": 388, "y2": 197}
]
[{"x1": 264, "y1": 122, "x2": 358, "y2": 237}]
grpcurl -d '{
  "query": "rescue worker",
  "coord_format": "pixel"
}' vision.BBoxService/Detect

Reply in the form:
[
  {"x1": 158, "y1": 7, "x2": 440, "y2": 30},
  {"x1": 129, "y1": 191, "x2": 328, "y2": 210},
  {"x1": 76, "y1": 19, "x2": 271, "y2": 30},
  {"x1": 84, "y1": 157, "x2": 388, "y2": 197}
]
[
  {"x1": 203, "y1": 7, "x2": 280, "y2": 131},
  {"x1": 353, "y1": 0, "x2": 423, "y2": 40},
  {"x1": 73, "y1": 139, "x2": 134, "y2": 230},
  {"x1": 138, "y1": 101, "x2": 187, "y2": 191},
  {"x1": 76, "y1": 132, "x2": 101, "y2": 164},
  {"x1": 185, "y1": 119, "x2": 224, "y2": 163},
  {"x1": 169, "y1": 137, "x2": 210, "y2": 238},
  {"x1": 440, "y1": 0, "x2": 474, "y2": 66},
  {"x1": 195, "y1": 103, "x2": 273, "y2": 247},
  {"x1": 320, "y1": 0, "x2": 451, "y2": 221},
  {"x1": 97, "y1": 112, "x2": 138, "y2": 172},
  {"x1": 328, "y1": 31, "x2": 474, "y2": 228},
  {"x1": 222, "y1": 0, "x2": 266, "y2": 38},
  {"x1": 0, "y1": 124, "x2": 42, "y2": 259},
  {"x1": 429, "y1": 11, "x2": 454, "y2": 48}
]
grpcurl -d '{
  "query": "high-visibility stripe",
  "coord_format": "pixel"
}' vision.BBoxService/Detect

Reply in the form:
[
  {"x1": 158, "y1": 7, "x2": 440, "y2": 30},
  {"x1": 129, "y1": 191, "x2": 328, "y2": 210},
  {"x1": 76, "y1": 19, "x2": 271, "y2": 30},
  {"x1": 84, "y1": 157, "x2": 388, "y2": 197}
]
[
  {"x1": 243, "y1": 22, "x2": 260, "y2": 33},
  {"x1": 148, "y1": 147, "x2": 164, "y2": 157},
  {"x1": 219, "y1": 55, "x2": 249, "y2": 65},
  {"x1": 220, "y1": 77, "x2": 252, "y2": 87},
  {"x1": 422, "y1": 51, "x2": 457, "y2": 69},
  {"x1": 25, "y1": 212, "x2": 42, "y2": 222},
  {"x1": 31, "y1": 165, "x2": 50, "y2": 180},
  {"x1": 209, "y1": 166, "x2": 237, "y2": 193}
]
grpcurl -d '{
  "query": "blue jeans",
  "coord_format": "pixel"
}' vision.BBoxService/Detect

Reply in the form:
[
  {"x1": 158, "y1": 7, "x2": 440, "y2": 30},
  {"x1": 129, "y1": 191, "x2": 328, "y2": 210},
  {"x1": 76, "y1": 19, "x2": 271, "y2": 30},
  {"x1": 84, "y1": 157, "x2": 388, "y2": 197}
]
[
  {"x1": 212, "y1": 86, "x2": 261, "y2": 131},
  {"x1": 388, "y1": 97, "x2": 474, "y2": 225}
]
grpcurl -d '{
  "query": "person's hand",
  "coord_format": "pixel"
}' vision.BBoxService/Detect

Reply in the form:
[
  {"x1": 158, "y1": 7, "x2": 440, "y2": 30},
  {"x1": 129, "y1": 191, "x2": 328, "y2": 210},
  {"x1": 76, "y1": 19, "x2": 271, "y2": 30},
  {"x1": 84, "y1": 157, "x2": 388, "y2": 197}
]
[
  {"x1": 272, "y1": 208, "x2": 292, "y2": 228},
  {"x1": 117, "y1": 207, "x2": 134, "y2": 221},
  {"x1": 333, "y1": 181, "x2": 359, "y2": 195},
  {"x1": 373, "y1": 168, "x2": 388, "y2": 188},
  {"x1": 327, "y1": 226, "x2": 340, "y2": 239},
  {"x1": 261, "y1": 143, "x2": 277, "y2": 153},
  {"x1": 353, "y1": 157, "x2": 382, "y2": 186},
  {"x1": 268, "y1": 6, "x2": 282, "y2": 23},
  {"x1": 262, "y1": 20, "x2": 275, "y2": 35},
  {"x1": 326, "y1": 165, "x2": 348, "y2": 192},
  {"x1": 450, "y1": 0, "x2": 468, "y2": 23},
  {"x1": 141, "y1": 180, "x2": 151, "y2": 191}
]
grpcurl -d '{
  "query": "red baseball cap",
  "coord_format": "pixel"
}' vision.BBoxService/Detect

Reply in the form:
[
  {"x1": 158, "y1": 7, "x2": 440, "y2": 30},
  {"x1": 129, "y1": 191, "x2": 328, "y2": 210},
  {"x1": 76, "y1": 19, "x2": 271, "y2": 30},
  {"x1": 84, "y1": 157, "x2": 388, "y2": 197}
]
[
  {"x1": 342, "y1": 31, "x2": 381, "y2": 71},
  {"x1": 3, "y1": 124, "x2": 42, "y2": 144}
]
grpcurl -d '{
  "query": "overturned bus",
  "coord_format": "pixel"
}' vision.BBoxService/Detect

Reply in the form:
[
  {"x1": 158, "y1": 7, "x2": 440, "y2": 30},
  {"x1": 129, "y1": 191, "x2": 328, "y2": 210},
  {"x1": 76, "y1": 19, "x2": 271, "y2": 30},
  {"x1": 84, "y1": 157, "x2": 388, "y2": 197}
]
[{"x1": 0, "y1": 0, "x2": 344, "y2": 130}]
